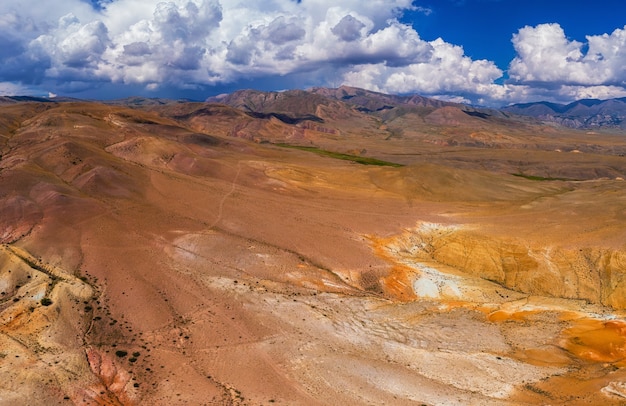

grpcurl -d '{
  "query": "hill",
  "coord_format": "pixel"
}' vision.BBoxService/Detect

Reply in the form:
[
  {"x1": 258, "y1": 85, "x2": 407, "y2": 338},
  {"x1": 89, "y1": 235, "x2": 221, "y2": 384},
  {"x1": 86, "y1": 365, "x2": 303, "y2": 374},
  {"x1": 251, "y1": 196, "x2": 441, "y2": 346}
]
[
  {"x1": 503, "y1": 97, "x2": 626, "y2": 129},
  {"x1": 1, "y1": 90, "x2": 626, "y2": 404}
]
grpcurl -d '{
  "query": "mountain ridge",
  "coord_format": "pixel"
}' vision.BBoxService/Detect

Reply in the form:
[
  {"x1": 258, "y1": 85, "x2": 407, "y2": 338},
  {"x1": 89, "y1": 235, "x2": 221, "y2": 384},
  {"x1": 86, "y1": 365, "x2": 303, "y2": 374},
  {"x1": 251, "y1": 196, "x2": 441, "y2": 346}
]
[
  {"x1": 208, "y1": 87, "x2": 626, "y2": 131},
  {"x1": 4, "y1": 87, "x2": 626, "y2": 131},
  {"x1": 503, "y1": 97, "x2": 626, "y2": 129}
]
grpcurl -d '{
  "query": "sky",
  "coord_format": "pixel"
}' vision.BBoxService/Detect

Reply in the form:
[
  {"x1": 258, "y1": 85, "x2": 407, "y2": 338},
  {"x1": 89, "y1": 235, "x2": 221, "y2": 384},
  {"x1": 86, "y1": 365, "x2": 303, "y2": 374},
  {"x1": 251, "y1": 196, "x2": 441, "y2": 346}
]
[{"x1": 1, "y1": 0, "x2": 626, "y2": 106}]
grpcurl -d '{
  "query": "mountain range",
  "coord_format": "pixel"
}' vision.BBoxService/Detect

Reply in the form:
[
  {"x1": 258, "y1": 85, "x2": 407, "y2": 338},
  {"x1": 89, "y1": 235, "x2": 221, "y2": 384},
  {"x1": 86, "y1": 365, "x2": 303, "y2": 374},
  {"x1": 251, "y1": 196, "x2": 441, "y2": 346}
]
[
  {"x1": 3, "y1": 86, "x2": 626, "y2": 131},
  {"x1": 211, "y1": 86, "x2": 626, "y2": 131},
  {"x1": 502, "y1": 97, "x2": 626, "y2": 129}
]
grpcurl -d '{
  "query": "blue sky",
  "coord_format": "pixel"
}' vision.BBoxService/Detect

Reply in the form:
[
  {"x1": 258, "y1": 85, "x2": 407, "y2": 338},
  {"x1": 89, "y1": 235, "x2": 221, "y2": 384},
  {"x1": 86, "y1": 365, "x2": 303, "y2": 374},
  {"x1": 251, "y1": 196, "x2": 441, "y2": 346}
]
[
  {"x1": 1, "y1": 0, "x2": 625, "y2": 106},
  {"x1": 406, "y1": 0, "x2": 626, "y2": 80}
]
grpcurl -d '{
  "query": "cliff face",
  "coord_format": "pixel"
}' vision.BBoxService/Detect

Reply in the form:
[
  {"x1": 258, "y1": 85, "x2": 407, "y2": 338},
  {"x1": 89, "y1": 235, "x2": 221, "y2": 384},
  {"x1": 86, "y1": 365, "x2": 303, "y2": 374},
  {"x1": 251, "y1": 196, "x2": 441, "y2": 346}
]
[{"x1": 382, "y1": 223, "x2": 626, "y2": 309}]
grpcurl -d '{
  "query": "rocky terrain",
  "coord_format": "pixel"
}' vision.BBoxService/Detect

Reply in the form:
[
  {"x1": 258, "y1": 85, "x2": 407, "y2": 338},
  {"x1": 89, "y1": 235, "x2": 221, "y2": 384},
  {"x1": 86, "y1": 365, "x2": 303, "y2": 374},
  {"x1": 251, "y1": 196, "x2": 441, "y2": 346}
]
[
  {"x1": 502, "y1": 97, "x2": 626, "y2": 130},
  {"x1": 1, "y1": 88, "x2": 626, "y2": 405}
]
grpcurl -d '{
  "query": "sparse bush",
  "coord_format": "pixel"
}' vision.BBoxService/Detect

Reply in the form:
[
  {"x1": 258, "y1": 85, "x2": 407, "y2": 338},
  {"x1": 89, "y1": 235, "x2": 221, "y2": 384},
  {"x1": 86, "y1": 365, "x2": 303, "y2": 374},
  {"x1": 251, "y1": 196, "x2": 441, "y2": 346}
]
[
  {"x1": 115, "y1": 350, "x2": 128, "y2": 358},
  {"x1": 41, "y1": 298, "x2": 52, "y2": 306}
]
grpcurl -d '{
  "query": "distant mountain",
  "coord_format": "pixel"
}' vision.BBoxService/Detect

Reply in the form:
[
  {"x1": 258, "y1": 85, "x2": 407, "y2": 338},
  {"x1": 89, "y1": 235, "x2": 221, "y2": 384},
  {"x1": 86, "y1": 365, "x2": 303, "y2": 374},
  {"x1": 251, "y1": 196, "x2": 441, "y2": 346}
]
[
  {"x1": 308, "y1": 85, "x2": 454, "y2": 111},
  {"x1": 207, "y1": 89, "x2": 331, "y2": 115},
  {"x1": 208, "y1": 86, "x2": 458, "y2": 114},
  {"x1": 502, "y1": 98, "x2": 626, "y2": 129},
  {"x1": 6, "y1": 88, "x2": 626, "y2": 131},
  {"x1": 206, "y1": 86, "x2": 520, "y2": 129},
  {"x1": 211, "y1": 87, "x2": 626, "y2": 131},
  {"x1": 104, "y1": 96, "x2": 193, "y2": 106},
  {"x1": 0, "y1": 95, "x2": 80, "y2": 104}
]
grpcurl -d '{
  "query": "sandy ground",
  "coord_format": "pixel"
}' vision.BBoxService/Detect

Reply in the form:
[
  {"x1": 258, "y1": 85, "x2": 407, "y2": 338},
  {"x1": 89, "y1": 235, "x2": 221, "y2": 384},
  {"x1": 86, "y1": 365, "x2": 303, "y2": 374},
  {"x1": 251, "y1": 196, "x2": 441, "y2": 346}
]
[{"x1": 1, "y1": 102, "x2": 626, "y2": 405}]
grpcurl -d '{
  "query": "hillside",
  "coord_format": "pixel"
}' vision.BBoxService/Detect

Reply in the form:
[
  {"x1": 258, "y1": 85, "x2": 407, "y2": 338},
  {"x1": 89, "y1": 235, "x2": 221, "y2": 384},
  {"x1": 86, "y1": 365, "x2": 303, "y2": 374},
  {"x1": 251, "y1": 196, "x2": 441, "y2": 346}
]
[
  {"x1": 1, "y1": 90, "x2": 626, "y2": 404},
  {"x1": 503, "y1": 97, "x2": 626, "y2": 130}
]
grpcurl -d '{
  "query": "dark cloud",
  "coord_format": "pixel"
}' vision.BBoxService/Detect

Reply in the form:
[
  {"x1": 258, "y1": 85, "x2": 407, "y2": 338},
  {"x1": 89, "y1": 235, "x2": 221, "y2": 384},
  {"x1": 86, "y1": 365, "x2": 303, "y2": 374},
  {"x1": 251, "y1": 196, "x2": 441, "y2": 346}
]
[
  {"x1": 275, "y1": 45, "x2": 297, "y2": 61},
  {"x1": 119, "y1": 42, "x2": 151, "y2": 66},
  {"x1": 123, "y1": 42, "x2": 151, "y2": 57},
  {"x1": 0, "y1": 34, "x2": 25, "y2": 61},
  {"x1": 332, "y1": 15, "x2": 366, "y2": 42},
  {"x1": 0, "y1": 55, "x2": 49, "y2": 84},
  {"x1": 261, "y1": 16, "x2": 305, "y2": 45},
  {"x1": 0, "y1": 11, "x2": 46, "y2": 71},
  {"x1": 153, "y1": 0, "x2": 222, "y2": 41},
  {"x1": 226, "y1": 38, "x2": 254, "y2": 65},
  {"x1": 168, "y1": 45, "x2": 205, "y2": 70}
]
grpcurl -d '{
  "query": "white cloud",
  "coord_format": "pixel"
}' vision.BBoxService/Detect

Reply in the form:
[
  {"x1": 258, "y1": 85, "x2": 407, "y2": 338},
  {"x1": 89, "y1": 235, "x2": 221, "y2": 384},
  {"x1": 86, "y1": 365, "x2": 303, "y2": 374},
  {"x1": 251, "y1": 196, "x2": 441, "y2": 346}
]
[
  {"x1": 0, "y1": 0, "x2": 98, "y2": 27},
  {"x1": 225, "y1": 15, "x2": 307, "y2": 67},
  {"x1": 25, "y1": 13, "x2": 111, "y2": 85},
  {"x1": 0, "y1": 81, "x2": 32, "y2": 96},
  {"x1": 98, "y1": 0, "x2": 223, "y2": 86},
  {"x1": 342, "y1": 38, "x2": 503, "y2": 99},
  {"x1": 1, "y1": 1, "x2": 626, "y2": 106},
  {"x1": 414, "y1": 6, "x2": 432, "y2": 16},
  {"x1": 509, "y1": 23, "x2": 626, "y2": 87},
  {"x1": 2, "y1": 0, "x2": 431, "y2": 90},
  {"x1": 0, "y1": 0, "x2": 509, "y2": 102}
]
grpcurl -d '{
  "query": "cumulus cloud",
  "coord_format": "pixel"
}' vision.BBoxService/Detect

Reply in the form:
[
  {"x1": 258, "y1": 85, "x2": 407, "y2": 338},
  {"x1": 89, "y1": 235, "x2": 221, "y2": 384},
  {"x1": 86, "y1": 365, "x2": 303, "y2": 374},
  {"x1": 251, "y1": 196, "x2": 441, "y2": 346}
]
[
  {"x1": 340, "y1": 22, "x2": 626, "y2": 106},
  {"x1": 226, "y1": 15, "x2": 305, "y2": 66},
  {"x1": 0, "y1": 0, "x2": 434, "y2": 92},
  {"x1": 25, "y1": 13, "x2": 110, "y2": 87},
  {"x1": 262, "y1": 16, "x2": 306, "y2": 45},
  {"x1": 510, "y1": 23, "x2": 590, "y2": 85},
  {"x1": 1, "y1": 1, "x2": 626, "y2": 105},
  {"x1": 509, "y1": 23, "x2": 626, "y2": 89},
  {"x1": 332, "y1": 15, "x2": 366, "y2": 42},
  {"x1": 122, "y1": 41, "x2": 150, "y2": 57},
  {"x1": 342, "y1": 38, "x2": 503, "y2": 100},
  {"x1": 499, "y1": 23, "x2": 626, "y2": 104},
  {"x1": 100, "y1": 0, "x2": 223, "y2": 87},
  {"x1": 0, "y1": 0, "x2": 499, "y2": 101}
]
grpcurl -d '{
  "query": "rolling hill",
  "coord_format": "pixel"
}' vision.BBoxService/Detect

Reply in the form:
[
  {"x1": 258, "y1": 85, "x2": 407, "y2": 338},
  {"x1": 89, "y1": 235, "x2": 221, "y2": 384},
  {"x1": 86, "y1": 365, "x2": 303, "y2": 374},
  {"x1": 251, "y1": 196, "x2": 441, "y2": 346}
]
[{"x1": 1, "y1": 88, "x2": 626, "y2": 405}]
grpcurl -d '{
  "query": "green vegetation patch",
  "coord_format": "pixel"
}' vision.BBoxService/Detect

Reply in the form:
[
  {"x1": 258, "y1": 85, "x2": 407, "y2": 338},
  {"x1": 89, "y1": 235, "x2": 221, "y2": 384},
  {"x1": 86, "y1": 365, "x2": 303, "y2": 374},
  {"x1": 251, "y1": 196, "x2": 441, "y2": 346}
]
[
  {"x1": 511, "y1": 173, "x2": 574, "y2": 181},
  {"x1": 275, "y1": 144, "x2": 404, "y2": 167}
]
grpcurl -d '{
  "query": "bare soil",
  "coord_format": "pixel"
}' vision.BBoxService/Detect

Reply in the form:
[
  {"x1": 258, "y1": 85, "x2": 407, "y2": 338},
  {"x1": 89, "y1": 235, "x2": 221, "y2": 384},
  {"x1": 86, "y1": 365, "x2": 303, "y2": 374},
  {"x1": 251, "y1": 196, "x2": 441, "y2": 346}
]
[{"x1": 1, "y1": 101, "x2": 626, "y2": 405}]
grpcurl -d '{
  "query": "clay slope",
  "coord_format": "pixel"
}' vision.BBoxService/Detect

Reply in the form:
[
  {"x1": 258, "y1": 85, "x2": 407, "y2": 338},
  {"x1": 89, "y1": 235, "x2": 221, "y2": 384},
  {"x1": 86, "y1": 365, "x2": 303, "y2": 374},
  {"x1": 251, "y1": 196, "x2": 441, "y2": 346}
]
[{"x1": 1, "y1": 98, "x2": 626, "y2": 405}]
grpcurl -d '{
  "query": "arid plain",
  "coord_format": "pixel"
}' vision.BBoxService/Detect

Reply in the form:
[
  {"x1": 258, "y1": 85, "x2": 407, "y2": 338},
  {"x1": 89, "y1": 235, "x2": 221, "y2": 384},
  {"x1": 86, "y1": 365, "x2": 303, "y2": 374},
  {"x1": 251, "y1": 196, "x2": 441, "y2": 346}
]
[{"x1": 2, "y1": 87, "x2": 626, "y2": 405}]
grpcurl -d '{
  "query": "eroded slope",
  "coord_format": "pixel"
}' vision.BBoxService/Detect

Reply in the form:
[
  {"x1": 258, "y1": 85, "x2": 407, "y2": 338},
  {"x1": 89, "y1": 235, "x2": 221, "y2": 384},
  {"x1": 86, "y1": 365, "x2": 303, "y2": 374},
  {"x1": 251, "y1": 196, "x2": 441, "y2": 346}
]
[{"x1": 1, "y1": 100, "x2": 626, "y2": 405}]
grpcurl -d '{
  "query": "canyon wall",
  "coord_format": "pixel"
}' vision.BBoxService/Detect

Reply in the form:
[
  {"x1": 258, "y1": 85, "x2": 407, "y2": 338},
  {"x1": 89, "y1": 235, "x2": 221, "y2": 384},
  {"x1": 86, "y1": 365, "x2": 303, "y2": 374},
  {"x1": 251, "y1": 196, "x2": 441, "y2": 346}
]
[{"x1": 385, "y1": 223, "x2": 626, "y2": 309}]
